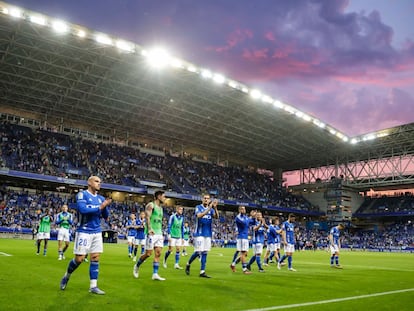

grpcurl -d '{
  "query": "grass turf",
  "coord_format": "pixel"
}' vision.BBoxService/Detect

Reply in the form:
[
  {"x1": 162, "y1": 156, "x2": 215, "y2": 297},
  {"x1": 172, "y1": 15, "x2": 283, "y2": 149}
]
[{"x1": 0, "y1": 238, "x2": 413, "y2": 311}]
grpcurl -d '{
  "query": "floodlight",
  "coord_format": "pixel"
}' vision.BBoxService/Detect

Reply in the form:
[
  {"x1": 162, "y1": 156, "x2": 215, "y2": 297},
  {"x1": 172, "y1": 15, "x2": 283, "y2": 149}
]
[
  {"x1": 9, "y1": 8, "x2": 22, "y2": 18},
  {"x1": 250, "y1": 89, "x2": 262, "y2": 99},
  {"x1": 350, "y1": 138, "x2": 358, "y2": 144},
  {"x1": 228, "y1": 80, "x2": 238, "y2": 89},
  {"x1": 329, "y1": 128, "x2": 337, "y2": 135},
  {"x1": 170, "y1": 58, "x2": 183, "y2": 68},
  {"x1": 95, "y1": 34, "x2": 113, "y2": 45},
  {"x1": 241, "y1": 87, "x2": 249, "y2": 93},
  {"x1": 2, "y1": 7, "x2": 9, "y2": 14},
  {"x1": 273, "y1": 100, "x2": 284, "y2": 109},
  {"x1": 30, "y1": 15, "x2": 47, "y2": 26},
  {"x1": 52, "y1": 20, "x2": 69, "y2": 33},
  {"x1": 187, "y1": 65, "x2": 197, "y2": 73},
  {"x1": 302, "y1": 114, "x2": 311, "y2": 121},
  {"x1": 342, "y1": 136, "x2": 349, "y2": 142},
  {"x1": 116, "y1": 40, "x2": 135, "y2": 53},
  {"x1": 201, "y1": 69, "x2": 213, "y2": 79},
  {"x1": 146, "y1": 48, "x2": 171, "y2": 68},
  {"x1": 76, "y1": 29, "x2": 86, "y2": 38},
  {"x1": 261, "y1": 95, "x2": 273, "y2": 103},
  {"x1": 295, "y1": 111, "x2": 303, "y2": 118},
  {"x1": 213, "y1": 74, "x2": 225, "y2": 84}
]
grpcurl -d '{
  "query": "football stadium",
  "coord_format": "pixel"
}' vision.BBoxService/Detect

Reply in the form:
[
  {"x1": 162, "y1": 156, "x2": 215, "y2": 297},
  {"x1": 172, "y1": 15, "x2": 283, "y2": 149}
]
[{"x1": 0, "y1": 2, "x2": 413, "y2": 310}]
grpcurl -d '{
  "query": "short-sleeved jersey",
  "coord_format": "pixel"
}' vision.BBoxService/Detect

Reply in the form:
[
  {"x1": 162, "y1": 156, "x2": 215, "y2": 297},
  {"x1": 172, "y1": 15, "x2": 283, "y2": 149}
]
[
  {"x1": 282, "y1": 220, "x2": 295, "y2": 244},
  {"x1": 235, "y1": 214, "x2": 254, "y2": 239},
  {"x1": 146, "y1": 202, "x2": 163, "y2": 235},
  {"x1": 38, "y1": 215, "x2": 52, "y2": 233},
  {"x1": 193, "y1": 204, "x2": 216, "y2": 238},
  {"x1": 330, "y1": 226, "x2": 341, "y2": 245},
  {"x1": 183, "y1": 226, "x2": 190, "y2": 241},
  {"x1": 56, "y1": 212, "x2": 73, "y2": 229},
  {"x1": 135, "y1": 218, "x2": 146, "y2": 240},
  {"x1": 76, "y1": 190, "x2": 108, "y2": 234},
  {"x1": 252, "y1": 220, "x2": 266, "y2": 244},
  {"x1": 126, "y1": 219, "x2": 138, "y2": 237},
  {"x1": 168, "y1": 213, "x2": 184, "y2": 239}
]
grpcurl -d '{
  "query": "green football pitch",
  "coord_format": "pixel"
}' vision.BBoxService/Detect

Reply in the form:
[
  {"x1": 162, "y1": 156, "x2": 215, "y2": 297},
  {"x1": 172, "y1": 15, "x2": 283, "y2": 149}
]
[{"x1": 0, "y1": 238, "x2": 413, "y2": 311}]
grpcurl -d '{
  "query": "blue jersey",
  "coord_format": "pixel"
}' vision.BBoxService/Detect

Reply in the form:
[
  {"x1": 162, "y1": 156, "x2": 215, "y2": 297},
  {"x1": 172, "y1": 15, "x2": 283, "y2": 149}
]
[
  {"x1": 193, "y1": 204, "x2": 216, "y2": 238},
  {"x1": 126, "y1": 219, "x2": 138, "y2": 237},
  {"x1": 330, "y1": 226, "x2": 341, "y2": 245},
  {"x1": 135, "y1": 218, "x2": 146, "y2": 240},
  {"x1": 267, "y1": 224, "x2": 276, "y2": 244},
  {"x1": 274, "y1": 224, "x2": 281, "y2": 244},
  {"x1": 252, "y1": 220, "x2": 266, "y2": 244},
  {"x1": 282, "y1": 220, "x2": 295, "y2": 244},
  {"x1": 76, "y1": 190, "x2": 108, "y2": 234},
  {"x1": 235, "y1": 214, "x2": 253, "y2": 239}
]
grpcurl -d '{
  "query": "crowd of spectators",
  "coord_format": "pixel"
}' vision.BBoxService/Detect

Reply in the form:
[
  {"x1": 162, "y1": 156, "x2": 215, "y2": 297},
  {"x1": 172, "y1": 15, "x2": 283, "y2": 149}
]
[
  {"x1": 0, "y1": 121, "x2": 316, "y2": 211},
  {"x1": 355, "y1": 192, "x2": 414, "y2": 215},
  {"x1": 1, "y1": 189, "x2": 412, "y2": 250}
]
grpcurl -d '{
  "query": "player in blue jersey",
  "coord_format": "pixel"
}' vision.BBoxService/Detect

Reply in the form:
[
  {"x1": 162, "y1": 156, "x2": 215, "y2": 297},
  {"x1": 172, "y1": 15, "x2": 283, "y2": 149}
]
[
  {"x1": 246, "y1": 212, "x2": 267, "y2": 272},
  {"x1": 126, "y1": 213, "x2": 138, "y2": 258},
  {"x1": 56, "y1": 204, "x2": 73, "y2": 260},
  {"x1": 278, "y1": 213, "x2": 297, "y2": 271},
  {"x1": 163, "y1": 205, "x2": 185, "y2": 269},
  {"x1": 185, "y1": 194, "x2": 219, "y2": 278},
  {"x1": 230, "y1": 206, "x2": 255, "y2": 274},
  {"x1": 329, "y1": 223, "x2": 345, "y2": 268},
  {"x1": 133, "y1": 211, "x2": 146, "y2": 261},
  {"x1": 263, "y1": 216, "x2": 282, "y2": 265},
  {"x1": 60, "y1": 176, "x2": 112, "y2": 295}
]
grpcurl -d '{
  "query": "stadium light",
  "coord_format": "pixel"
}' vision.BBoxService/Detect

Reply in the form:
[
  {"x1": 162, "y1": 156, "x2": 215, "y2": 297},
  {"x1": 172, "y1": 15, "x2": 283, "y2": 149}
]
[
  {"x1": 95, "y1": 34, "x2": 113, "y2": 45},
  {"x1": 228, "y1": 80, "x2": 238, "y2": 89},
  {"x1": 116, "y1": 40, "x2": 135, "y2": 53},
  {"x1": 250, "y1": 89, "x2": 262, "y2": 99},
  {"x1": 2, "y1": 7, "x2": 9, "y2": 15},
  {"x1": 52, "y1": 20, "x2": 69, "y2": 33},
  {"x1": 273, "y1": 100, "x2": 284, "y2": 109},
  {"x1": 30, "y1": 15, "x2": 46, "y2": 26},
  {"x1": 187, "y1": 65, "x2": 197, "y2": 73},
  {"x1": 261, "y1": 95, "x2": 273, "y2": 104},
  {"x1": 213, "y1": 74, "x2": 225, "y2": 84},
  {"x1": 301, "y1": 114, "x2": 311, "y2": 122},
  {"x1": 76, "y1": 29, "x2": 86, "y2": 38},
  {"x1": 201, "y1": 69, "x2": 213, "y2": 79},
  {"x1": 9, "y1": 7, "x2": 22, "y2": 18},
  {"x1": 170, "y1": 58, "x2": 183, "y2": 68},
  {"x1": 145, "y1": 48, "x2": 171, "y2": 68},
  {"x1": 241, "y1": 87, "x2": 249, "y2": 93},
  {"x1": 350, "y1": 138, "x2": 359, "y2": 144}
]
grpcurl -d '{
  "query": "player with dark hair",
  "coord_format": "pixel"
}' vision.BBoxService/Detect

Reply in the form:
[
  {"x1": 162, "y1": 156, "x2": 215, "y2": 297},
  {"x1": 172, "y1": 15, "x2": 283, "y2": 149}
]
[
  {"x1": 133, "y1": 211, "x2": 146, "y2": 261},
  {"x1": 133, "y1": 190, "x2": 166, "y2": 281},
  {"x1": 329, "y1": 223, "x2": 345, "y2": 268},
  {"x1": 36, "y1": 209, "x2": 53, "y2": 256},
  {"x1": 278, "y1": 213, "x2": 297, "y2": 271},
  {"x1": 56, "y1": 204, "x2": 73, "y2": 260},
  {"x1": 185, "y1": 194, "x2": 219, "y2": 278}
]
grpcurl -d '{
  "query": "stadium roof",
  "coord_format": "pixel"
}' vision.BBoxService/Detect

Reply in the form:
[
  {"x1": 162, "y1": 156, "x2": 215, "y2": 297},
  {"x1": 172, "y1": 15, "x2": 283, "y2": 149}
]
[{"x1": 1, "y1": 2, "x2": 414, "y2": 172}]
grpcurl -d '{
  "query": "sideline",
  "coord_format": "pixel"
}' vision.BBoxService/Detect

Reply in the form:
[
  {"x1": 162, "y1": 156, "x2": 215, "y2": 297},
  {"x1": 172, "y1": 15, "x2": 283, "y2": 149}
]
[
  {"x1": 241, "y1": 288, "x2": 414, "y2": 311},
  {"x1": 0, "y1": 252, "x2": 13, "y2": 256}
]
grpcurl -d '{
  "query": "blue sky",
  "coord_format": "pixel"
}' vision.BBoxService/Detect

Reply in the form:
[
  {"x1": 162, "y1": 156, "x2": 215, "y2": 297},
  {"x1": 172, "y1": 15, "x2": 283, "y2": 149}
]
[{"x1": 6, "y1": 0, "x2": 414, "y2": 137}]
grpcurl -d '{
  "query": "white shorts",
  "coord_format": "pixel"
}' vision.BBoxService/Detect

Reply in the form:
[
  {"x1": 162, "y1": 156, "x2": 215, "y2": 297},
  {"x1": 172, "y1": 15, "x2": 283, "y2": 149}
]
[
  {"x1": 57, "y1": 228, "x2": 70, "y2": 242},
  {"x1": 330, "y1": 245, "x2": 340, "y2": 254},
  {"x1": 275, "y1": 243, "x2": 281, "y2": 250},
  {"x1": 73, "y1": 232, "x2": 103, "y2": 255},
  {"x1": 145, "y1": 234, "x2": 164, "y2": 250},
  {"x1": 284, "y1": 243, "x2": 295, "y2": 253},
  {"x1": 169, "y1": 238, "x2": 182, "y2": 247},
  {"x1": 267, "y1": 243, "x2": 276, "y2": 252},
  {"x1": 253, "y1": 243, "x2": 264, "y2": 255},
  {"x1": 182, "y1": 239, "x2": 189, "y2": 247},
  {"x1": 134, "y1": 238, "x2": 145, "y2": 246},
  {"x1": 236, "y1": 238, "x2": 249, "y2": 252},
  {"x1": 37, "y1": 232, "x2": 50, "y2": 240},
  {"x1": 127, "y1": 236, "x2": 135, "y2": 244},
  {"x1": 194, "y1": 236, "x2": 211, "y2": 252}
]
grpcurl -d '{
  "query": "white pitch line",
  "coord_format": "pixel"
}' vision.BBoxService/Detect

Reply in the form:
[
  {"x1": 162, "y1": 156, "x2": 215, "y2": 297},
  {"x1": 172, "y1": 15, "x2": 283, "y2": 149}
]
[
  {"x1": 302, "y1": 261, "x2": 414, "y2": 272},
  {"x1": 0, "y1": 252, "x2": 12, "y2": 256},
  {"x1": 241, "y1": 288, "x2": 414, "y2": 311}
]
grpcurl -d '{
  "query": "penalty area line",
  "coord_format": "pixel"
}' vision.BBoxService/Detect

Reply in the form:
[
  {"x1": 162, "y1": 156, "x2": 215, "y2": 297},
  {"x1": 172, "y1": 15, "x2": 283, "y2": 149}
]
[
  {"x1": 241, "y1": 288, "x2": 414, "y2": 311},
  {"x1": 0, "y1": 252, "x2": 13, "y2": 256}
]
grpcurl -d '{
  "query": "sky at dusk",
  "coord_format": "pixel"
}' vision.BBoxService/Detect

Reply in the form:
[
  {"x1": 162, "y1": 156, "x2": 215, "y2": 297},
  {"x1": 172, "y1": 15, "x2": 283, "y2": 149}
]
[{"x1": 6, "y1": 0, "x2": 414, "y2": 137}]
